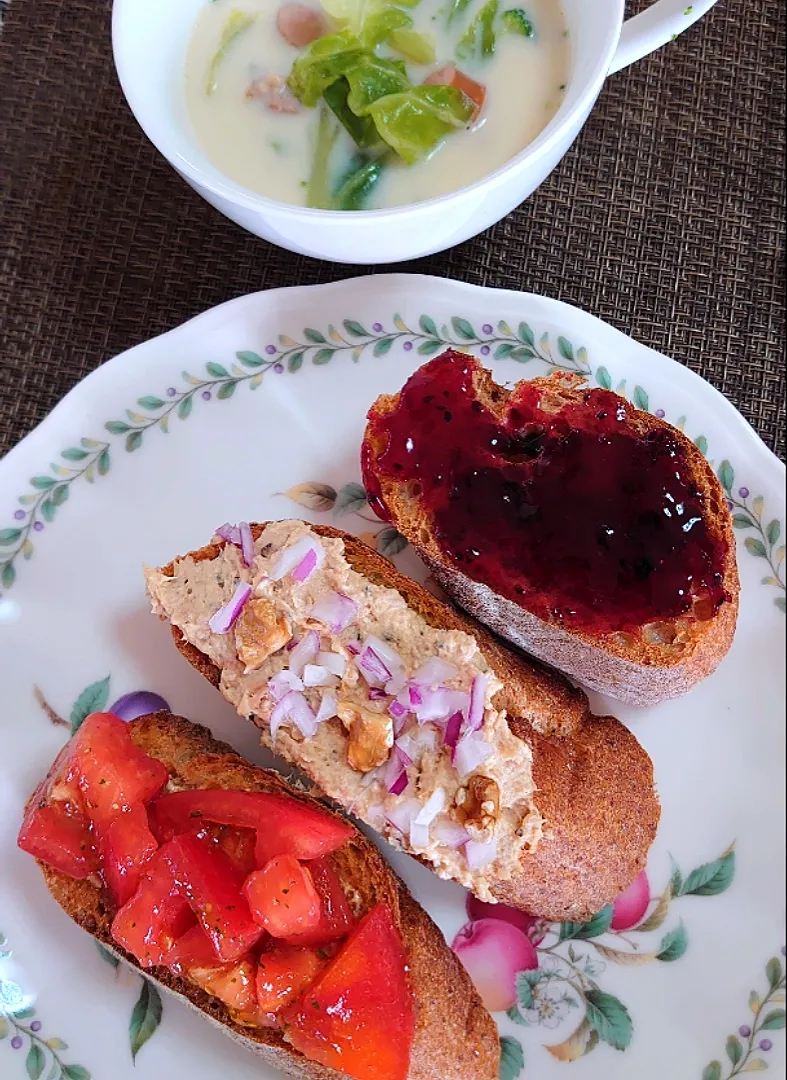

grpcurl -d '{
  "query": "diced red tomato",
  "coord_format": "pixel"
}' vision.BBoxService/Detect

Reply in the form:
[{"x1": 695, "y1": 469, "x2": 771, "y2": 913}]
[
  {"x1": 111, "y1": 845, "x2": 196, "y2": 968},
  {"x1": 162, "y1": 833, "x2": 264, "y2": 963},
  {"x1": 276, "y1": 2, "x2": 326, "y2": 47},
  {"x1": 69, "y1": 713, "x2": 168, "y2": 828},
  {"x1": 101, "y1": 804, "x2": 159, "y2": 906},
  {"x1": 150, "y1": 789, "x2": 352, "y2": 862},
  {"x1": 256, "y1": 943, "x2": 326, "y2": 1018},
  {"x1": 284, "y1": 856, "x2": 355, "y2": 947},
  {"x1": 424, "y1": 63, "x2": 486, "y2": 118},
  {"x1": 166, "y1": 925, "x2": 259, "y2": 1021},
  {"x1": 185, "y1": 823, "x2": 258, "y2": 880},
  {"x1": 284, "y1": 904, "x2": 415, "y2": 1080},
  {"x1": 244, "y1": 855, "x2": 321, "y2": 939},
  {"x1": 17, "y1": 800, "x2": 97, "y2": 880}
]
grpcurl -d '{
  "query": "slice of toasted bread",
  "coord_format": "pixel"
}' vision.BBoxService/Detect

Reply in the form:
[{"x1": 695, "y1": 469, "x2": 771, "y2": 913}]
[
  {"x1": 362, "y1": 356, "x2": 739, "y2": 706},
  {"x1": 34, "y1": 711, "x2": 500, "y2": 1080},
  {"x1": 154, "y1": 525, "x2": 660, "y2": 922}
]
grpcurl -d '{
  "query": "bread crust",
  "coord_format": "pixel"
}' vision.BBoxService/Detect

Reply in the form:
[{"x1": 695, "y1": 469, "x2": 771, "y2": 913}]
[
  {"x1": 159, "y1": 524, "x2": 660, "y2": 921},
  {"x1": 35, "y1": 711, "x2": 500, "y2": 1080},
  {"x1": 363, "y1": 365, "x2": 740, "y2": 706}
]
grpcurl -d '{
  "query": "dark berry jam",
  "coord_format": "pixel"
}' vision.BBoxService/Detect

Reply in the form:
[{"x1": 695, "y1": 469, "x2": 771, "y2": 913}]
[{"x1": 363, "y1": 351, "x2": 729, "y2": 634}]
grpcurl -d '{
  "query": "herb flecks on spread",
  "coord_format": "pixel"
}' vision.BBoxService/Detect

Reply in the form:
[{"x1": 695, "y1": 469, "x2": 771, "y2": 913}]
[{"x1": 146, "y1": 520, "x2": 542, "y2": 898}]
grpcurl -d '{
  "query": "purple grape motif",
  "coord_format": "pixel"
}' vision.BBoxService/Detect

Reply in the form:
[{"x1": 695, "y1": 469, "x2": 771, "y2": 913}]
[
  {"x1": 760, "y1": 1039, "x2": 773, "y2": 1052},
  {"x1": 740, "y1": 1025, "x2": 752, "y2": 1038},
  {"x1": 274, "y1": 364, "x2": 284, "y2": 374},
  {"x1": 11, "y1": 1035, "x2": 22, "y2": 1049},
  {"x1": 202, "y1": 391, "x2": 212, "y2": 401},
  {"x1": 482, "y1": 324, "x2": 493, "y2": 334},
  {"x1": 30, "y1": 1020, "x2": 42, "y2": 1032},
  {"x1": 14, "y1": 510, "x2": 25, "y2": 521},
  {"x1": 33, "y1": 522, "x2": 44, "y2": 532},
  {"x1": 265, "y1": 345, "x2": 277, "y2": 355}
]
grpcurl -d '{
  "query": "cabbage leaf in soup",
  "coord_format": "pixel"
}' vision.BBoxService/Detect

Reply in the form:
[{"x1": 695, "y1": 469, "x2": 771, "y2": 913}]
[
  {"x1": 345, "y1": 57, "x2": 410, "y2": 115},
  {"x1": 367, "y1": 85, "x2": 475, "y2": 164},
  {"x1": 288, "y1": 29, "x2": 368, "y2": 106}
]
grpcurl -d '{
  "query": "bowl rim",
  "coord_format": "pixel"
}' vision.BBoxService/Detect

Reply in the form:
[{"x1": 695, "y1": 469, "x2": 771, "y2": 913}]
[{"x1": 111, "y1": 0, "x2": 625, "y2": 221}]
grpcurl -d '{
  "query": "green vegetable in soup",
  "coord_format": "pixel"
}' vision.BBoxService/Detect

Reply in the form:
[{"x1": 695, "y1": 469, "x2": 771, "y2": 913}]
[
  {"x1": 206, "y1": 10, "x2": 256, "y2": 95},
  {"x1": 367, "y1": 85, "x2": 474, "y2": 164},
  {"x1": 446, "y1": 0, "x2": 472, "y2": 25},
  {"x1": 456, "y1": 0, "x2": 499, "y2": 59},
  {"x1": 387, "y1": 28, "x2": 436, "y2": 63},
  {"x1": 502, "y1": 8, "x2": 534, "y2": 36},
  {"x1": 346, "y1": 57, "x2": 410, "y2": 115},
  {"x1": 306, "y1": 106, "x2": 341, "y2": 208},
  {"x1": 360, "y1": 6, "x2": 413, "y2": 48},
  {"x1": 332, "y1": 152, "x2": 389, "y2": 209},
  {"x1": 323, "y1": 78, "x2": 383, "y2": 148},
  {"x1": 320, "y1": 0, "x2": 420, "y2": 38},
  {"x1": 288, "y1": 30, "x2": 368, "y2": 107}
]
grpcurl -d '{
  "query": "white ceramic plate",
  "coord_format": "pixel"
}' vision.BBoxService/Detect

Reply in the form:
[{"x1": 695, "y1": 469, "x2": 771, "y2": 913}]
[{"x1": 1, "y1": 274, "x2": 784, "y2": 1080}]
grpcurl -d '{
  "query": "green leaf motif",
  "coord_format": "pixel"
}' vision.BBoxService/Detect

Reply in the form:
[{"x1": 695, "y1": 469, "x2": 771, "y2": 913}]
[
  {"x1": 657, "y1": 919, "x2": 688, "y2": 962},
  {"x1": 377, "y1": 527, "x2": 408, "y2": 558},
  {"x1": 206, "y1": 362, "x2": 229, "y2": 378},
  {"x1": 499, "y1": 1036, "x2": 525, "y2": 1080},
  {"x1": 495, "y1": 343, "x2": 515, "y2": 360},
  {"x1": 334, "y1": 482, "x2": 368, "y2": 516},
  {"x1": 766, "y1": 958, "x2": 783, "y2": 989},
  {"x1": 596, "y1": 367, "x2": 612, "y2": 390},
  {"x1": 680, "y1": 846, "x2": 735, "y2": 897},
  {"x1": 515, "y1": 969, "x2": 544, "y2": 1010},
  {"x1": 718, "y1": 459, "x2": 735, "y2": 493},
  {"x1": 312, "y1": 349, "x2": 335, "y2": 365},
  {"x1": 41, "y1": 498, "x2": 56, "y2": 523},
  {"x1": 518, "y1": 322, "x2": 535, "y2": 347},
  {"x1": 2, "y1": 563, "x2": 16, "y2": 588},
  {"x1": 417, "y1": 339, "x2": 442, "y2": 355},
  {"x1": 96, "y1": 941, "x2": 119, "y2": 968},
  {"x1": 217, "y1": 380, "x2": 238, "y2": 399},
  {"x1": 105, "y1": 421, "x2": 130, "y2": 435},
  {"x1": 452, "y1": 317, "x2": 475, "y2": 341},
  {"x1": 702, "y1": 1063, "x2": 722, "y2": 1080},
  {"x1": 46, "y1": 1038, "x2": 68, "y2": 1050},
  {"x1": 373, "y1": 337, "x2": 395, "y2": 357},
  {"x1": 26, "y1": 1043, "x2": 46, "y2": 1080},
  {"x1": 31, "y1": 475, "x2": 57, "y2": 489},
  {"x1": 584, "y1": 989, "x2": 633, "y2": 1051},
  {"x1": 776, "y1": 596, "x2": 786, "y2": 613},
  {"x1": 726, "y1": 1034, "x2": 743, "y2": 1065},
  {"x1": 236, "y1": 350, "x2": 266, "y2": 367},
  {"x1": 506, "y1": 1005, "x2": 531, "y2": 1027},
  {"x1": 130, "y1": 979, "x2": 163, "y2": 1062},
  {"x1": 63, "y1": 1067, "x2": 92, "y2": 1080},
  {"x1": 0, "y1": 528, "x2": 22, "y2": 545},
  {"x1": 61, "y1": 447, "x2": 89, "y2": 461},
  {"x1": 510, "y1": 347, "x2": 536, "y2": 362},
  {"x1": 125, "y1": 431, "x2": 143, "y2": 453},
  {"x1": 766, "y1": 520, "x2": 781, "y2": 545},
  {"x1": 288, "y1": 351, "x2": 305, "y2": 373},
  {"x1": 53, "y1": 485, "x2": 70, "y2": 507},
  {"x1": 178, "y1": 396, "x2": 193, "y2": 421},
  {"x1": 340, "y1": 320, "x2": 367, "y2": 338},
  {"x1": 419, "y1": 315, "x2": 438, "y2": 338},
  {"x1": 732, "y1": 514, "x2": 755, "y2": 529},
  {"x1": 137, "y1": 396, "x2": 165, "y2": 410},
  {"x1": 633, "y1": 386, "x2": 650, "y2": 411},
  {"x1": 70, "y1": 675, "x2": 111, "y2": 734},
  {"x1": 745, "y1": 537, "x2": 768, "y2": 559},
  {"x1": 97, "y1": 450, "x2": 111, "y2": 476},
  {"x1": 304, "y1": 328, "x2": 327, "y2": 344},
  {"x1": 761, "y1": 1009, "x2": 786, "y2": 1030},
  {"x1": 0, "y1": 1017, "x2": 7, "y2": 1040},
  {"x1": 560, "y1": 904, "x2": 614, "y2": 941},
  {"x1": 695, "y1": 434, "x2": 709, "y2": 456},
  {"x1": 557, "y1": 336, "x2": 574, "y2": 362}
]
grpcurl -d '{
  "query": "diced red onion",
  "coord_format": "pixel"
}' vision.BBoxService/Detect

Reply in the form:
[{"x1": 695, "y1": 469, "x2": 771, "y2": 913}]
[
  {"x1": 389, "y1": 771, "x2": 408, "y2": 797},
  {"x1": 382, "y1": 745, "x2": 410, "y2": 792},
  {"x1": 444, "y1": 690, "x2": 470, "y2": 719},
  {"x1": 413, "y1": 686, "x2": 452, "y2": 724},
  {"x1": 385, "y1": 672, "x2": 407, "y2": 695},
  {"x1": 465, "y1": 672, "x2": 489, "y2": 734},
  {"x1": 368, "y1": 687, "x2": 388, "y2": 701},
  {"x1": 410, "y1": 821, "x2": 431, "y2": 849},
  {"x1": 358, "y1": 645, "x2": 392, "y2": 687},
  {"x1": 414, "y1": 789, "x2": 446, "y2": 827},
  {"x1": 366, "y1": 802, "x2": 386, "y2": 829},
  {"x1": 302, "y1": 664, "x2": 337, "y2": 688},
  {"x1": 432, "y1": 817, "x2": 471, "y2": 849},
  {"x1": 270, "y1": 690, "x2": 318, "y2": 740},
  {"x1": 269, "y1": 536, "x2": 325, "y2": 582},
  {"x1": 443, "y1": 711, "x2": 463, "y2": 750},
  {"x1": 216, "y1": 522, "x2": 241, "y2": 545},
  {"x1": 453, "y1": 733, "x2": 494, "y2": 777},
  {"x1": 385, "y1": 798, "x2": 421, "y2": 835},
  {"x1": 412, "y1": 657, "x2": 459, "y2": 686},
  {"x1": 238, "y1": 521, "x2": 255, "y2": 567},
  {"x1": 268, "y1": 669, "x2": 305, "y2": 701},
  {"x1": 408, "y1": 685, "x2": 423, "y2": 707},
  {"x1": 308, "y1": 591, "x2": 357, "y2": 632},
  {"x1": 389, "y1": 700, "x2": 407, "y2": 720},
  {"x1": 289, "y1": 630, "x2": 319, "y2": 676},
  {"x1": 316, "y1": 689, "x2": 338, "y2": 724},
  {"x1": 465, "y1": 837, "x2": 498, "y2": 871},
  {"x1": 391, "y1": 711, "x2": 408, "y2": 737},
  {"x1": 346, "y1": 641, "x2": 361, "y2": 655},
  {"x1": 316, "y1": 651, "x2": 346, "y2": 677},
  {"x1": 365, "y1": 635, "x2": 402, "y2": 672},
  {"x1": 208, "y1": 581, "x2": 252, "y2": 634},
  {"x1": 406, "y1": 726, "x2": 438, "y2": 754},
  {"x1": 394, "y1": 734, "x2": 416, "y2": 766}
]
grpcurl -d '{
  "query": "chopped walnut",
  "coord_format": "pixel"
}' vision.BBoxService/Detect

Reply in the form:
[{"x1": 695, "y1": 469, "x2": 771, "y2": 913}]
[
  {"x1": 235, "y1": 598, "x2": 291, "y2": 670},
  {"x1": 455, "y1": 775, "x2": 500, "y2": 841},
  {"x1": 337, "y1": 702, "x2": 393, "y2": 773}
]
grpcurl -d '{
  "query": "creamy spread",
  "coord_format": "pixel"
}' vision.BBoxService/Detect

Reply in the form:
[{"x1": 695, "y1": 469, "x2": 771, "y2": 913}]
[{"x1": 145, "y1": 521, "x2": 542, "y2": 898}]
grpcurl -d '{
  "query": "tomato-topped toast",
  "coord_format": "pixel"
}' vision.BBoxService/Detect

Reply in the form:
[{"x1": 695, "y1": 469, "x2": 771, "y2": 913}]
[{"x1": 18, "y1": 710, "x2": 499, "y2": 1080}]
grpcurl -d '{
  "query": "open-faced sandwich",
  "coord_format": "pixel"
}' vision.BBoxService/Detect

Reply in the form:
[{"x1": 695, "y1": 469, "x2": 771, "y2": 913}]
[
  {"x1": 144, "y1": 520, "x2": 660, "y2": 922},
  {"x1": 362, "y1": 350, "x2": 739, "y2": 705},
  {"x1": 18, "y1": 709, "x2": 500, "y2": 1080}
]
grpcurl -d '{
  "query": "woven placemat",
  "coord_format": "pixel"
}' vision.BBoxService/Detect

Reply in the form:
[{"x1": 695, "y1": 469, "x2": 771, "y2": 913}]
[{"x1": 0, "y1": 0, "x2": 784, "y2": 459}]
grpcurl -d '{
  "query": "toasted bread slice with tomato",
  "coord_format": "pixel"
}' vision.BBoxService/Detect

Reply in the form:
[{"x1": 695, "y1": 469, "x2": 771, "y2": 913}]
[
  {"x1": 33, "y1": 711, "x2": 500, "y2": 1080},
  {"x1": 148, "y1": 523, "x2": 660, "y2": 923}
]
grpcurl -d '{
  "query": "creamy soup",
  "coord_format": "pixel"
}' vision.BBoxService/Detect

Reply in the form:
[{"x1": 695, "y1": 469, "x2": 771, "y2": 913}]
[{"x1": 185, "y1": 0, "x2": 569, "y2": 210}]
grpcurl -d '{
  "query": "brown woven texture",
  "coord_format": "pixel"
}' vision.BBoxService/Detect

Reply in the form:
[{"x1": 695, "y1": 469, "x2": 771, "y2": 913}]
[{"x1": 0, "y1": 0, "x2": 784, "y2": 460}]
